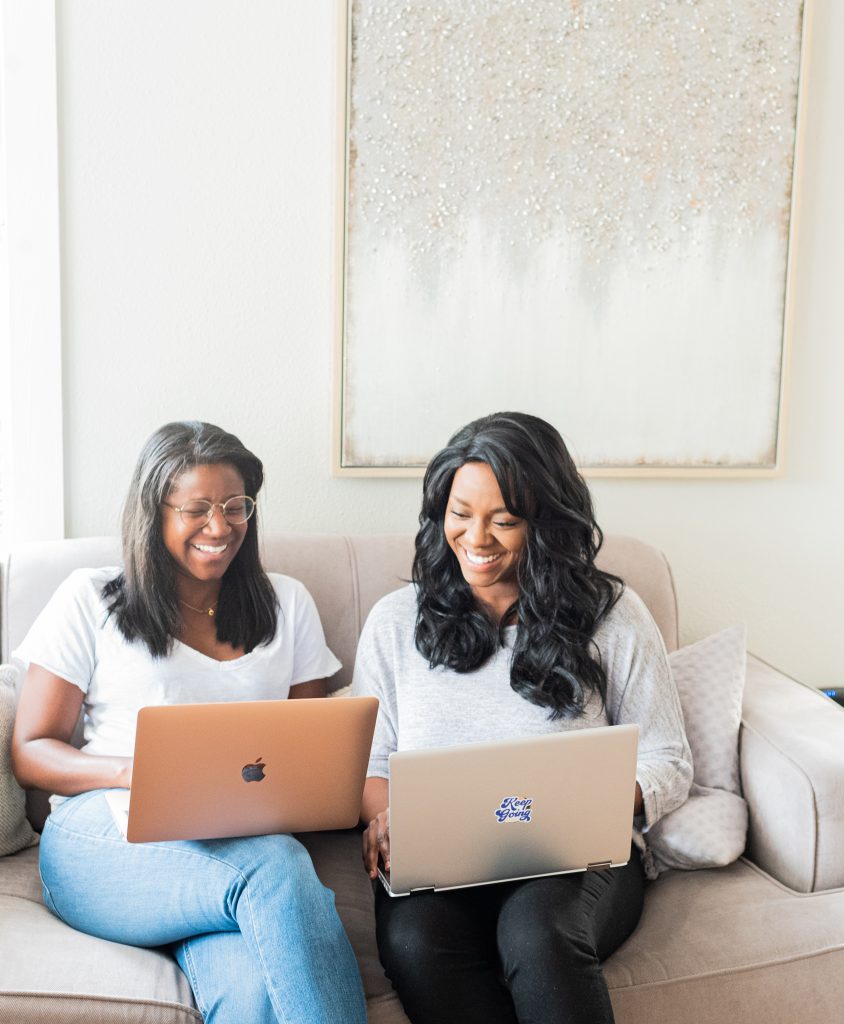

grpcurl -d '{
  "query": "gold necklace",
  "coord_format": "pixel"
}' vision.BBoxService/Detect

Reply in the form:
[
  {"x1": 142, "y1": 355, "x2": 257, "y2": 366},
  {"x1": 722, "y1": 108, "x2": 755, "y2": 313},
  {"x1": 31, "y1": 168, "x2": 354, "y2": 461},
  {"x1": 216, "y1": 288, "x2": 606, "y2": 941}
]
[{"x1": 179, "y1": 598, "x2": 218, "y2": 617}]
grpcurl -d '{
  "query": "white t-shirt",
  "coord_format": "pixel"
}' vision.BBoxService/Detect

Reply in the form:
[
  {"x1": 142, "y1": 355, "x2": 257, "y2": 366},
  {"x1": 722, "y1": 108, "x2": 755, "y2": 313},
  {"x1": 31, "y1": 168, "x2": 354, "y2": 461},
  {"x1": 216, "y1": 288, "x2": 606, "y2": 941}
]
[{"x1": 14, "y1": 568, "x2": 341, "y2": 759}]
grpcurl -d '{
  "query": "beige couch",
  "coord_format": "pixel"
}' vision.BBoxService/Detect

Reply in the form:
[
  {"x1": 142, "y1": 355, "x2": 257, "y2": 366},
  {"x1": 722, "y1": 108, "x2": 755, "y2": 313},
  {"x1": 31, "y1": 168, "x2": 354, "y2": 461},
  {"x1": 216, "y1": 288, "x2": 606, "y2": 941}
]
[{"x1": 1, "y1": 533, "x2": 843, "y2": 1024}]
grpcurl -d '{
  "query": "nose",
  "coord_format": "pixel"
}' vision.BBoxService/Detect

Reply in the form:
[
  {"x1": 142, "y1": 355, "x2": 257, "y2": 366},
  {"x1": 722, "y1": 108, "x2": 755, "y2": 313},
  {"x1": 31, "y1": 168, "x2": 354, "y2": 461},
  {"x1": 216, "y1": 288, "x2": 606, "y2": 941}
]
[
  {"x1": 464, "y1": 516, "x2": 491, "y2": 548},
  {"x1": 203, "y1": 505, "x2": 231, "y2": 536}
]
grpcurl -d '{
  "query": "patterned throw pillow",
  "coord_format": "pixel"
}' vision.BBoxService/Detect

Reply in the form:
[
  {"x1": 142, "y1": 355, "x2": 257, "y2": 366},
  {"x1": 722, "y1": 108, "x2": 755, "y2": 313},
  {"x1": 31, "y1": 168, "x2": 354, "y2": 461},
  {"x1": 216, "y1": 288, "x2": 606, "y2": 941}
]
[
  {"x1": 646, "y1": 626, "x2": 748, "y2": 874},
  {"x1": 0, "y1": 663, "x2": 39, "y2": 856}
]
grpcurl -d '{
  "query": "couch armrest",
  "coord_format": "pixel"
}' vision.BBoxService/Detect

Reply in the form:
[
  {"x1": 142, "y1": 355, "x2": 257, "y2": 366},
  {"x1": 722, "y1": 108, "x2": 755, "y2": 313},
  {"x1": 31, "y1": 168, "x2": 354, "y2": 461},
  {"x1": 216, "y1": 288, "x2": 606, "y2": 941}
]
[{"x1": 740, "y1": 654, "x2": 844, "y2": 892}]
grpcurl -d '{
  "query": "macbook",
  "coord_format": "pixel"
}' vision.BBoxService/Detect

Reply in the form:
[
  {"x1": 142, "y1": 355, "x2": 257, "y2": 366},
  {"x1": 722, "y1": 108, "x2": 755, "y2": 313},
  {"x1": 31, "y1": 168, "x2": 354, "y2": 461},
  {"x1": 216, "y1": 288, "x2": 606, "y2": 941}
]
[{"x1": 105, "y1": 696, "x2": 378, "y2": 843}]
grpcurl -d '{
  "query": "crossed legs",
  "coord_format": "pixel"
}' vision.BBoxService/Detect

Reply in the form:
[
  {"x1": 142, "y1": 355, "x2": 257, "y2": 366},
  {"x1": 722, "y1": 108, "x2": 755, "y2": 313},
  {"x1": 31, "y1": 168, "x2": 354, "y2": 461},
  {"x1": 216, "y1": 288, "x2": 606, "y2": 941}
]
[{"x1": 39, "y1": 789, "x2": 366, "y2": 1024}]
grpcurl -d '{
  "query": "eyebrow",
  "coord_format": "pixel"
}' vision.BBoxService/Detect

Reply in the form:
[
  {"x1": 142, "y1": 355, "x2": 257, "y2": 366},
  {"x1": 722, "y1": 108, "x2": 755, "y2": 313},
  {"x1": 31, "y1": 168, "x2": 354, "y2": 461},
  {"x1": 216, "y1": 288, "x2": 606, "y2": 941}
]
[
  {"x1": 170, "y1": 492, "x2": 244, "y2": 502},
  {"x1": 450, "y1": 495, "x2": 515, "y2": 516}
]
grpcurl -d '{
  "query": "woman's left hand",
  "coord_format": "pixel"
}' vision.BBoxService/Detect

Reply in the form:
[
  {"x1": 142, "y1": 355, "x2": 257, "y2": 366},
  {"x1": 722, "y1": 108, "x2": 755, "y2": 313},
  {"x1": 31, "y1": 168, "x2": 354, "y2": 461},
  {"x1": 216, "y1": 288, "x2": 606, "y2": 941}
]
[
  {"x1": 362, "y1": 808, "x2": 391, "y2": 880},
  {"x1": 360, "y1": 776, "x2": 390, "y2": 879}
]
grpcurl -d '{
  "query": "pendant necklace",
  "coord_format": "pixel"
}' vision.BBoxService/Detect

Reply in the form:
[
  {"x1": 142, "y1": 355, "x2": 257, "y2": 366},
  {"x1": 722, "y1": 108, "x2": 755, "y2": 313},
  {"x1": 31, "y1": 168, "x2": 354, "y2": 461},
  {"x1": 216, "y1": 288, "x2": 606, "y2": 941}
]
[{"x1": 179, "y1": 598, "x2": 218, "y2": 618}]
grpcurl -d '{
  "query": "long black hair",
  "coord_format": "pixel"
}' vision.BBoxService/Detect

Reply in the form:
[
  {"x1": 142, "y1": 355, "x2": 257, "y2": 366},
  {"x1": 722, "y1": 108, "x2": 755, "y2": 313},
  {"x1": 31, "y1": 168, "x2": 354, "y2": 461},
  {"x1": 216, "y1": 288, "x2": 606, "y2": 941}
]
[
  {"x1": 102, "y1": 421, "x2": 278, "y2": 658},
  {"x1": 413, "y1": 411, "x2": 622, "y2": 719}
]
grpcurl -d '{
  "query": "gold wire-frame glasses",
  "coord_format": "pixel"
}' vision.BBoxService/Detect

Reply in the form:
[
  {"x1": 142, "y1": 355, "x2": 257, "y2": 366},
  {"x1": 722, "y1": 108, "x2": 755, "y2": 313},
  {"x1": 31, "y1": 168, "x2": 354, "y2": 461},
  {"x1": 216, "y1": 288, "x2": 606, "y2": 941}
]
[{"x1": 162, "y1": 496, "x2": 256, "y2": 526}]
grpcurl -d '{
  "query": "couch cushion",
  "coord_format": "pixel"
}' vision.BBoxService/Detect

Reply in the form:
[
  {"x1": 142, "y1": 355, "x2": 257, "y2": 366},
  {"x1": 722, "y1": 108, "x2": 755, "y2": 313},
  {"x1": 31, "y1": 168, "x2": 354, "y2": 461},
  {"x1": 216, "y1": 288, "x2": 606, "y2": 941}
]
[
  {"x1": 261, "y1": 534, "x2": 416, "y2": 691},
  {"x1": 0, "y1": 665, "x2": 38, "y2": 856},
  {"x1": 0, "y1": 844, "x2": 41, "y2": 902},
  {"x1": 606, "y1": 859, "x2": 844, "y2": 1024},
  {"x1": 0, "y1": 894, "x2": 200, "y2": 1023},
  {"x1": 596, "y1": 534, "x2": 679, "y2": 652}
]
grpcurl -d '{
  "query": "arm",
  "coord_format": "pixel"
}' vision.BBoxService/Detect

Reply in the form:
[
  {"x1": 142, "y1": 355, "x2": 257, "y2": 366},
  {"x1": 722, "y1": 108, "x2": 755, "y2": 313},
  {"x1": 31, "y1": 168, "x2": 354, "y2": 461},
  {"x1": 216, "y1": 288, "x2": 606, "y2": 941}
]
[
  {"x1": 351, "y1": 593, "x2": 404, "y2": 876},
  {"x1": 606, "y1": 591, "x2": 693, "y2": 828},
  {"x1": 288, "y1": 678, "x2": 327, "y2": 699},
  {"x1": 11, "y1": 664, "x2": 132, "y2": 794}
]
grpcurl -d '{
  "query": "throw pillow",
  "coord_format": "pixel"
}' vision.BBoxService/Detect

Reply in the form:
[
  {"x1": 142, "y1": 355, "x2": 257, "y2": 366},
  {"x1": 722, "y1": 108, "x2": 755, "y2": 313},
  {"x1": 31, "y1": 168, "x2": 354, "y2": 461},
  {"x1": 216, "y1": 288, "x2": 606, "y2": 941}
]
[
  {"x1": 646, "y1": 625, "x2": 748, "y2": 874},
  {"x1": 647, "y1": 784, "x2": 748, "y2": 872},
  {"x1": 0, "y1": 663, "x2": 39, "y2": 856},
  {"x1": 669, "y1": 624, "x2": 747, "y2": 794}
]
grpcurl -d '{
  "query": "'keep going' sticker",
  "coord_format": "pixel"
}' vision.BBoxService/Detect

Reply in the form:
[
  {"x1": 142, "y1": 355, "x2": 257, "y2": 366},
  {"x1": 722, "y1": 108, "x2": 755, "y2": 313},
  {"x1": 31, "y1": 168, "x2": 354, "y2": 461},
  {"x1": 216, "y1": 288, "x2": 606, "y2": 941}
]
[{"x1": 494, "y1": 796, "x2": 533, "y2": 823}]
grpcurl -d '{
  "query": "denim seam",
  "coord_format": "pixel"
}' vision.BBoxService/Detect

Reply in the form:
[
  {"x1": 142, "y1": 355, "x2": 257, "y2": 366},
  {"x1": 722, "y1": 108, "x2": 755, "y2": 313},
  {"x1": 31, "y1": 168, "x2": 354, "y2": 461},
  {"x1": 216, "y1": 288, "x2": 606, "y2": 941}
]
[
  {"x1": 179, "y1": 941, "x2": 209, "y2": 1019},
  {"x1": 38, "y1": 877, "x2": 68, "y2": 924},
  {"x1": 240, "y1": 885, "x2": 292, "y2": 1024}
]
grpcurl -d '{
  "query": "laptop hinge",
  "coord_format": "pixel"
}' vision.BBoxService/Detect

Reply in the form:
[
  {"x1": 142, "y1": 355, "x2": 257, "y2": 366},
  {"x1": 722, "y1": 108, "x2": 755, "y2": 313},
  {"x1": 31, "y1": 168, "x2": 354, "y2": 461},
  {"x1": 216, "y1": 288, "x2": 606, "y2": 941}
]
[
  {"x1": 587, "y1": 860, "x2": 613, "y2": 871},
  {"x1": 410, "y1": 886, "x2": 436, "y2": 894}
]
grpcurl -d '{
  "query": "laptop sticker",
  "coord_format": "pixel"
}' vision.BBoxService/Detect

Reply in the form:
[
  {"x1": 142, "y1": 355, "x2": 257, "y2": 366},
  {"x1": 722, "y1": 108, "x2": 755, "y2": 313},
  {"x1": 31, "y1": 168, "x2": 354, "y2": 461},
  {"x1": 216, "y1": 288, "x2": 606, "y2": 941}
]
[{"x1": 494, "y1": 796, "x2": 533, "y2": 823}]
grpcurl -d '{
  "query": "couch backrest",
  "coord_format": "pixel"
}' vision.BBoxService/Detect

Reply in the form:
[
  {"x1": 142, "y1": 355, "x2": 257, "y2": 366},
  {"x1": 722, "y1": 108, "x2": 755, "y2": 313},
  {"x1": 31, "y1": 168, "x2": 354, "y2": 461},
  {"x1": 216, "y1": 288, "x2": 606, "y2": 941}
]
[{"x1": 1, "y1": 532, "x2": 678, "y2": 684}]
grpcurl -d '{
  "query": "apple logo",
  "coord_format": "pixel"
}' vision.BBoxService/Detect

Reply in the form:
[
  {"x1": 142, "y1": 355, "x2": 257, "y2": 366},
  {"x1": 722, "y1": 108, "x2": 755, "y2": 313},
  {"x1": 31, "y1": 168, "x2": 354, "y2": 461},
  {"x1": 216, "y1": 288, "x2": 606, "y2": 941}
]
[{"x1": 241, "y1": 756, "x2": 266, "y2": 783}]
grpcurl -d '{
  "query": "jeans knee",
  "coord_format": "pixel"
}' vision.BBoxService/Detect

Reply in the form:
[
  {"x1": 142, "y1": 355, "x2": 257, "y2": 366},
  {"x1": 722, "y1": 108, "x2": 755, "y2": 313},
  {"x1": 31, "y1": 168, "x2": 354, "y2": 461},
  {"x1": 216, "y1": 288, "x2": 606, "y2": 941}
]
[{"x1": 251, "y1": 834, "x2": 324, "y2": 887}]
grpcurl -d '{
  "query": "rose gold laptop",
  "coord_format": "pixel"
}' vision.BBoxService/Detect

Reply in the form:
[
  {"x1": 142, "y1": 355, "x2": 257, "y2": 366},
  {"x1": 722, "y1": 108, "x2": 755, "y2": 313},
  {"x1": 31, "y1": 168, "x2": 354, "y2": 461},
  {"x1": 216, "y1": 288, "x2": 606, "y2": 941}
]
[
  {"x1": 380, "y1": 723, "x2": 639, "y2": 896},
  {"x1": 104, "y1": 697, "x2": 378, "y2": 843}
]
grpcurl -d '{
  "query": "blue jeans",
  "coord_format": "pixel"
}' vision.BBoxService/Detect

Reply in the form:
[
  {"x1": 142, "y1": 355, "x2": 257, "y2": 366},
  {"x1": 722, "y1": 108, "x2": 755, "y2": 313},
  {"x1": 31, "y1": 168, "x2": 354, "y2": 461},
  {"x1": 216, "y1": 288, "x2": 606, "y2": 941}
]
[{"x1": 39, "y1": 789, "x2": 367, "y2": 1024}]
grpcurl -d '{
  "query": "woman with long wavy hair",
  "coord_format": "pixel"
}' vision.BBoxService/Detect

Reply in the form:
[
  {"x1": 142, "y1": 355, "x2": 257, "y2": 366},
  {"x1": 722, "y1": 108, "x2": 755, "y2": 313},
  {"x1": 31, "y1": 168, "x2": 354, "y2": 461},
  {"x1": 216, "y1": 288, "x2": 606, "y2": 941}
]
[
  {"x1": 353, "y1": 411, "x2": 692, "y2": 1024},
  {"x1": 12, "y1": 421, "x2": 366, "y2": 1024}
]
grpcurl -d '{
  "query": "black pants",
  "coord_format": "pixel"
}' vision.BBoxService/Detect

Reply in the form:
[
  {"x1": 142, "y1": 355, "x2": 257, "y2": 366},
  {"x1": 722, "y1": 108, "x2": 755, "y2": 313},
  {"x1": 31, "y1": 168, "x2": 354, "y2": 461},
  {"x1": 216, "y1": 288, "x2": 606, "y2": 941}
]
[{"x1": 375, "y1": 848, "x2": 645, "y2": 1024}]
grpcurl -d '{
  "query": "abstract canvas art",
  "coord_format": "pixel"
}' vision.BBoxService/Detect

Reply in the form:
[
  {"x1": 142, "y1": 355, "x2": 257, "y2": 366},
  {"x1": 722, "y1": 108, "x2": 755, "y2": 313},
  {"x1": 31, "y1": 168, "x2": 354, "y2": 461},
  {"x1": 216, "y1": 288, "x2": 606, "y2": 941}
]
[{"x1": 338, "y1": 0, "x2": 807, "y2": 474}]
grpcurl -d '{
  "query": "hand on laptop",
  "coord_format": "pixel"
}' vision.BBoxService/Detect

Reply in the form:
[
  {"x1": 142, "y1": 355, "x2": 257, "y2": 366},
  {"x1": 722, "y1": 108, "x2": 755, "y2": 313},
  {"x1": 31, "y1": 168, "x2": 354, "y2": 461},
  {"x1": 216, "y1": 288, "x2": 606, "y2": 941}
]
[
  {"x1": 362, "y1": 808, "x2": 391, "y2": 880},
  {"x1": 117, "y1": 757, "x2": 133, "y2": 790}
]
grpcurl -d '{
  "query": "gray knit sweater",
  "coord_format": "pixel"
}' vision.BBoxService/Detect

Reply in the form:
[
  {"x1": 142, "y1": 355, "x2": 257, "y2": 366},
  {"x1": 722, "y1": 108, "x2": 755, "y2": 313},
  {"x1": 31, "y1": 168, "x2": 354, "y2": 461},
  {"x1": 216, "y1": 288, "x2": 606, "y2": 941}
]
[{"x1": 352, "y1": 584, "x2": 693, "y2": 840}]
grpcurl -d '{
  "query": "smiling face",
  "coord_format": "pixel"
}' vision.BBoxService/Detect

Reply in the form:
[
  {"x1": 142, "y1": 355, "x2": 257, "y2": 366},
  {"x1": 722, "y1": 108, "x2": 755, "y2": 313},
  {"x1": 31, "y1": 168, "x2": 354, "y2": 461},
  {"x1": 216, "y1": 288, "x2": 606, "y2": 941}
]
[
  {"x1": 161, "y1": 462, "x2": 250, "y2": 592},
  {"x1": 444, "y1": 461, "x2": 528, "y2": 616}
]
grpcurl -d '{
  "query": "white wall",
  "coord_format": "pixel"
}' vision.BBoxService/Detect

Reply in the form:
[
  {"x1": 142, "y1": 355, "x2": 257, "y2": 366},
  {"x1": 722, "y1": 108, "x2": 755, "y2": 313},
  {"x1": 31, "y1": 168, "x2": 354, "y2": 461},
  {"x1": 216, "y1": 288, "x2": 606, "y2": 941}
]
[{"x1": 56, "y1": 1, "x2": 843, "y2": 689}]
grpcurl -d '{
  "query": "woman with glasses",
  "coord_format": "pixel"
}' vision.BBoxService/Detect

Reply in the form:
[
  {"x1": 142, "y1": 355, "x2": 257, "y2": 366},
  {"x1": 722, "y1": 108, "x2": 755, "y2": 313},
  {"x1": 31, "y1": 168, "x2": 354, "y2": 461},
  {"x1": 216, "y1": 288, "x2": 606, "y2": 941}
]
[
  {"x1": 353, "y1": 411, "x2": 692, "y2": 1024},
  {"x1": 11, "y1": 421, "x2": 366, "y2": 1024}
]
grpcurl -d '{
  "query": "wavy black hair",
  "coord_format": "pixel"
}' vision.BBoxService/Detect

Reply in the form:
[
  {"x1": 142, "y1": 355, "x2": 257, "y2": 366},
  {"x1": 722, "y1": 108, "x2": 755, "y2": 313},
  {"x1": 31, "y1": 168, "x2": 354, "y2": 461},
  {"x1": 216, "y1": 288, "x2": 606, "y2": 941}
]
[
  {"x1": 413, "y1": 411, "x2": 622, "y2": 719},
  {"x1": 102, "y1": 421, "x2": 278, "y2": 658}
]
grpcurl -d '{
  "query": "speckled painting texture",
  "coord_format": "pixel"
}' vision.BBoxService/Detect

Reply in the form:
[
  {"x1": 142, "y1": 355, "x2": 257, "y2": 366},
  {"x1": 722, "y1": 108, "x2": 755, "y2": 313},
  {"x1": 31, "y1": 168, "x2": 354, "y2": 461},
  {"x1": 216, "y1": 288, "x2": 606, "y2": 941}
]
[{"x1": 342, "y1": 0, "x2": 805, "y2": 469}]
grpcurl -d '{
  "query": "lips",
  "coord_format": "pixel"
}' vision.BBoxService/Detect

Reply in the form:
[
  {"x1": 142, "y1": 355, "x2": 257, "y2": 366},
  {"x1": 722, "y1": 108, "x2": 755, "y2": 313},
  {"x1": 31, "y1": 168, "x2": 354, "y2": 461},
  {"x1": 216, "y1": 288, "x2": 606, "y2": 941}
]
[
  {"x1": 461, "y1": 546, "x2": 504, "y2": 566},
  {"x1": 192, "y1": 543, "x2": 228, "y2": 554}
]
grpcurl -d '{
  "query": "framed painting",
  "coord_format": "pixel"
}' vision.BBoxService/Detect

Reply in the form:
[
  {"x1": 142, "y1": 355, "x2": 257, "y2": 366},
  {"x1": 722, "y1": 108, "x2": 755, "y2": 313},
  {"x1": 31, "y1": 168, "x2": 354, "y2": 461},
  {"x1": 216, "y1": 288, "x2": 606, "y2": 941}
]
[{"x1": 335, "y1": 0, "x2": 810, "y2": 476}]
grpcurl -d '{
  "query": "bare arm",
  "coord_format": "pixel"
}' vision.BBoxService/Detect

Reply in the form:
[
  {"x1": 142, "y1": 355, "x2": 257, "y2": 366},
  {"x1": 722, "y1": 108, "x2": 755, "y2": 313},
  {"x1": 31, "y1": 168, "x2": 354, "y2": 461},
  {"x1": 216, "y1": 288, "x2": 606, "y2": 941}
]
[
  {"x1": 11, "y1": 664, "x2": 132, "y2": 794},
  {"x1": 634, "y1": 781, "x2": 644, "y2": 817},
  {"x1": 288, "y1": 678, "x2": 328, "y2": 699},
  {"x1": 361, "y1": 776, "x2": 390, "y2": 879}
]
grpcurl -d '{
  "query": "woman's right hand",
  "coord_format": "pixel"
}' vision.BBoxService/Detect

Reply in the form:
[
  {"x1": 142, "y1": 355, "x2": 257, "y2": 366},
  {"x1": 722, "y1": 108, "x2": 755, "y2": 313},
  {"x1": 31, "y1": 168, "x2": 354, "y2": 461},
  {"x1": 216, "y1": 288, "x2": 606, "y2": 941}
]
[
  {"x1": 116, "y1": 757, "x2": 133, "y2": 790},
  {"x1": 362, "y1": 808, "x2": 391, "y2": 880}
]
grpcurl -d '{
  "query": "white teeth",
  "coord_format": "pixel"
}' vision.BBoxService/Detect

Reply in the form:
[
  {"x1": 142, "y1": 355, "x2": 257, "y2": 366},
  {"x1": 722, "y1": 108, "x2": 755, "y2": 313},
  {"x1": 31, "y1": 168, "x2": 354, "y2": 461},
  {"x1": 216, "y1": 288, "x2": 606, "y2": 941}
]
[
  {"x1": 194, "y1": 544, "x2": 227, "y2": 554},
  {"x1": 464, "y1": 549, "x2": 502, "y2": 565}
]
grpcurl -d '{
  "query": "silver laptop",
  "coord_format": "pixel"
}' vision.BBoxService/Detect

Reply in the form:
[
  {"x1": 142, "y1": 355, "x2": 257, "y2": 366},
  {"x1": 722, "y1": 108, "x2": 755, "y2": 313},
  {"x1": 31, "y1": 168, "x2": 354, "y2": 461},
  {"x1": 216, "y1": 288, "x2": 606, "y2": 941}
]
[
  {"x1": 105, "y1": 696, "x2": 378, "y2": 843},
  {"x1": 380, "y1": 723, "x2": 639, "y2": 896}
]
